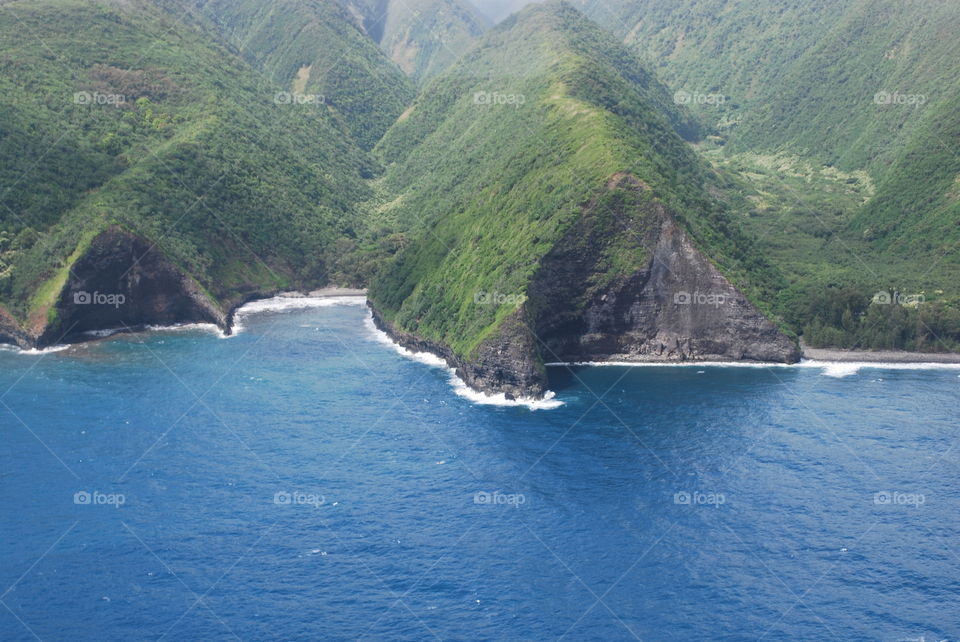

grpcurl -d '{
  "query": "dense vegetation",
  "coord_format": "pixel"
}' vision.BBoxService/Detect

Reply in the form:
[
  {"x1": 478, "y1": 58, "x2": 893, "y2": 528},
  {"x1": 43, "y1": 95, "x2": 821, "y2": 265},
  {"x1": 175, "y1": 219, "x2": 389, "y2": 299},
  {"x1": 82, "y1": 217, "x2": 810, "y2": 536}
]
[
  {"x1": 368, "y1": 1, "x2": 784, "y2": 358},
  {"x1": 574, "y1": 0, "x2": 960, "y2": 172},
  {"x1": 338, "y1": 0, "x2": 488, "y2": 84},
  {"x1": 1, "y1": 0, "x2": 957, "y2": 354},
  {"x1": 158, "y1": 0, "x2": 416, "y2": 149},
  {"x1": 573, "y1": 0, "x2": 960, "y2": 351},
  {"x1": 0, "y1": 0, "x2": 376, "y2": 325}
]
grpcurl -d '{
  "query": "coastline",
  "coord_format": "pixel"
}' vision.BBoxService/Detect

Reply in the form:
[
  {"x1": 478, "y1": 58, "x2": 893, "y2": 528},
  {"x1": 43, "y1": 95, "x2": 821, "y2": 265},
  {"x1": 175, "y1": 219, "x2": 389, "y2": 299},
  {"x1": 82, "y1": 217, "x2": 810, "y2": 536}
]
[
  {"x1": 6, "y1": 292, "x2": 960, "y2": 382},
  {"x1": 0, "y1": 287, "x2": 369, "y2": 352},
  {"x1": 799, "y1": 341, "x2": 960, "y2": 364}
]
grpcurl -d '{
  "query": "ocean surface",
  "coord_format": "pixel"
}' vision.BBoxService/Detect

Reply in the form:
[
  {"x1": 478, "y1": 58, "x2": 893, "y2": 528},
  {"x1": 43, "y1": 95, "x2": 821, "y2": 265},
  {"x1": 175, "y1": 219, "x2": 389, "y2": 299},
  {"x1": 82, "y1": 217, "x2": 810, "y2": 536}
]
[{"x1": 1, "y1": 299, "x2": 958, "y2": 641}]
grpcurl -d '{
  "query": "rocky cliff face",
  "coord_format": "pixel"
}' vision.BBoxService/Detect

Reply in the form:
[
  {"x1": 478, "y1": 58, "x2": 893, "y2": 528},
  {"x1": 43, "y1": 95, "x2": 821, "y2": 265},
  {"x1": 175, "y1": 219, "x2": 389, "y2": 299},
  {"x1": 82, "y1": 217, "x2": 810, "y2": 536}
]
[
  {"x1": 370, "y1": 186, "x2": 799, "y2": 399},
  {"x1": 0, "y1": 306, "x2": 30, "y2": 349},
  {"x1": 531, "y1": 207, "x2": 801, "y2": 365},
  {"x1": 14, "y1": 228, "x2": 227, "y2": 348},
  {"x1": 369, "y1": 305, "x2": 547, "y2": 400},
  {"x1": 7, "y1": 214, "x2": 797, "y2": 405}
]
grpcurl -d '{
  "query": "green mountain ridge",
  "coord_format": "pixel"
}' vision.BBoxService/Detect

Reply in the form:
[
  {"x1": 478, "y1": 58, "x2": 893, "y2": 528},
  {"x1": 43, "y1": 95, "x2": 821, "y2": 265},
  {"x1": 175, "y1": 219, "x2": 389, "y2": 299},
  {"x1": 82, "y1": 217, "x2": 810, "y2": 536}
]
[
  {"x1": 0, "y1": 0, "x2": 377, "y2": 342},
  {"x1": 571, "y1": 0, "x2": 960, "y2": 352},
  {"x1": 366, "y1": 1, "x2": 798, "y2": 397},
  {"x1": 346, "y1": 0, "x2": 489, "y2": 83},
  {"x1": 155, "y1": 0, "x2": 417, "y2": 148},
  {"x1": 575, "y1": 0, "x2": 960, "y2": 173},
  {"x1": 0, "y1": 0, "x2": 958, "y2": 382}
]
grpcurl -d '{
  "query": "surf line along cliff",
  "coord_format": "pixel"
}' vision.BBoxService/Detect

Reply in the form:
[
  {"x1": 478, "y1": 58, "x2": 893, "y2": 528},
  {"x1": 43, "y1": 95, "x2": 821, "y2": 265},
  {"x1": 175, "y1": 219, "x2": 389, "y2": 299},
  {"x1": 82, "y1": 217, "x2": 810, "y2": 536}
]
[
  {"x1": 0, "y1": 227, "x2": 258, "y2": 349},
  {"x1": 368, "y1": 194, "x2": 800, "y2": 401}
]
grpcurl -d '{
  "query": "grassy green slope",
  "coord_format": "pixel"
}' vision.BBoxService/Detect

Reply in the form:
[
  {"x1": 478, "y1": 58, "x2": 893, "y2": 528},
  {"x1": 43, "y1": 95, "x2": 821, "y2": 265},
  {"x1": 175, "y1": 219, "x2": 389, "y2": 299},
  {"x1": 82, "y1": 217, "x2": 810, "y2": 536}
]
[
  {"x1": 576, "y1": 0, "x2": 960, "y2": 173},
  {"x1": 368, "y1": 1, "x2": 777, "y2": 358},
  {"x1": 0, "y1": 0, "x2": 373, "y2": 323},
  {"x1": 158, "y1": 0, "x2": 416, "y2": 149},
  {"x1": 575, "y1": 0, "x2": 960, "y2": 351},
  {"x1": 851, "y1": 93, "x2": 960, "y2": 260},
  {"x1": 376, "y1": 0, "x2": 488, "y2": 83},
  {"x1": 730, "y1": 0, "x2": 960, "y2": 173}
]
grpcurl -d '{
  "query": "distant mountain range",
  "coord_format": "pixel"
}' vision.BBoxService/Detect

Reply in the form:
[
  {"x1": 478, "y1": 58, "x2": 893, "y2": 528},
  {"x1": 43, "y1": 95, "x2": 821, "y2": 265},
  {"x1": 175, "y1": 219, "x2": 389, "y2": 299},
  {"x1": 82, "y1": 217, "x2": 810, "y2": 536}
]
[{"x1": 1, "y1": 0, "x2": 957, "y2": 397}]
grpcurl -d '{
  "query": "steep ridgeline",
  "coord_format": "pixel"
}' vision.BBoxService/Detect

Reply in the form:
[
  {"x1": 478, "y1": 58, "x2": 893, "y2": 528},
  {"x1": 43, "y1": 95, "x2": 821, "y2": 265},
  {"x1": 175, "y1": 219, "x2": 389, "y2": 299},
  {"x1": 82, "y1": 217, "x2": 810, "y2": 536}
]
[
  {"x1": 575, "y1": 0, "x2": 960, "y2": 173},
  {"x1": 850, "y1": 92, "x2": 960, "y2": 262},
  {"x1": 573, "y1": 0, "x2": 960, "y2": 352},
  {"x1": 155, "y1": 0, "x2": 416, "y2": 149},
  {"x1": 368, "y1": 1, "x2": 798, "y2": 399},
  {"x1": 347, "y1": 0, "x2": 489, "y2": 83},
  {"x1": 0, "y1": 0, "x2": 374, "y2": 347}
]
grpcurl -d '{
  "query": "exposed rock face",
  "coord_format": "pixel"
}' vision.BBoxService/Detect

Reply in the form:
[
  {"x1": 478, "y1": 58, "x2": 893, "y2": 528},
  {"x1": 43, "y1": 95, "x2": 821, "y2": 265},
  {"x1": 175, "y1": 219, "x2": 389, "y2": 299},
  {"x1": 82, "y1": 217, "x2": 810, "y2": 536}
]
[
  {"x1": 34, "y1": 227, "x2": 225, "y2": 346},
  {"x1": 370, "y1": 194, "x2": 799, "y2": 400},
  {"x1": 0, "y1": 306, "x2": 31, "y2": 349},
  {"x1": 369, "y1": 305, "x2": 546, "y2": 400},
  {"x1": 531, "y1": 212, "x2": 801, "y2": 365}
]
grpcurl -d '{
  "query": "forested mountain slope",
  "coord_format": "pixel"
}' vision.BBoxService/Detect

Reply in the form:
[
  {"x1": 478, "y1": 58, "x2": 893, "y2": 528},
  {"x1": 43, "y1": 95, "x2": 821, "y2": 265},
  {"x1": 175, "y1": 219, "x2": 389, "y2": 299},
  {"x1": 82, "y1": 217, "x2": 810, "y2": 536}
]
[
  {"x1": 345, "y1": 0, "x2": 488, "y2": 83},
  {"x1": 367, "y1": 1, "x2": 797, "y2": 398},
  {"x1": 572, "y1": 0, "x2": 960, "y2": 352},
  {"x1": 155, "y1": 0, "x2": 416, "y2": 148},
  {"x1": 0, "y1": 0, "x2": 376, "y2": 346},
  {"x1": 575, "y1": 0, "x2": 960, "y2": 173}
]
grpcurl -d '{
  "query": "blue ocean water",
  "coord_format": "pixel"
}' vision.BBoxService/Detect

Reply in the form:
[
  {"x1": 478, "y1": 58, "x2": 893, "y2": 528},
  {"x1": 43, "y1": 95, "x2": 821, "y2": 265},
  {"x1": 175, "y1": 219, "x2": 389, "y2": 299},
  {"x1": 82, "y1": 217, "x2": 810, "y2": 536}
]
[{"x1": 1, "y1": 301, "x2": 958, "y2": 641}]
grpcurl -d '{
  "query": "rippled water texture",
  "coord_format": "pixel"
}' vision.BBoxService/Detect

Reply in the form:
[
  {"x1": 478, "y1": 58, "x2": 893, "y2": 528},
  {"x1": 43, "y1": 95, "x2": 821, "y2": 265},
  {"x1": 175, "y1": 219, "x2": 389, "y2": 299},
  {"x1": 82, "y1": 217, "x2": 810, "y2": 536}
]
[{"x1": 2, "y1": 302, "x2": 958, "y2": 640}]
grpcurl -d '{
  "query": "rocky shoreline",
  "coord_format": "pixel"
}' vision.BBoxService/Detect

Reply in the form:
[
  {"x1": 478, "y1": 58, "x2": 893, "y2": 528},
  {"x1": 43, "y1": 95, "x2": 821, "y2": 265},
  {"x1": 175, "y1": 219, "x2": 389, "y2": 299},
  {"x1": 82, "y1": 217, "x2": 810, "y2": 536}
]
[
  {"x1": 800, "y1": 341, "x2": 960, "y2": 364},
  {"x1": 0, "y1": 287, "x2": 368, "y2": 351},
  {"x1": 6, "y1": 289, "x2": 960, "y2": 402},
  {"x1": 367, "y1": 304, "x2": 547, "y2": 400}
]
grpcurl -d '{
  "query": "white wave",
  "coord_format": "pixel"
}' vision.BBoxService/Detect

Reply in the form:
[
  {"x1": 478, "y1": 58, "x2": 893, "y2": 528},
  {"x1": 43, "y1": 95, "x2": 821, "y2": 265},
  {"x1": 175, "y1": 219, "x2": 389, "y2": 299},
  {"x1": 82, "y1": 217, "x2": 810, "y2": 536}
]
[
  {"x1": 799, "y1": 360, "x2": 960, "y2": 378},
  {"x1": 8, "y1": 344, "x2": 72, "y2": 355},
  {"x1": 806, "y1": 361, "x2": 862, "y2": 378},
  {"x1": 231, "y1": 294, "x2": 366, "y2": 335},
  {"x1": 544, "y1": 360, "x2": 797, "y2": 369},
  {"x1": 449, "y1": 375, "x2": 564, "y2": 409},
  {"x1": 144, "y1": 322, "x2": 227, "y2": 338},
  {"x1": 82, "y1": 328, "x2": 123, "y2": 338},
  {"x1": 545, "y1": 359, "x2": 960, "y2": 378},
  {"x1": 363, "y1": 314, "x2": 563, "y2": 410}
]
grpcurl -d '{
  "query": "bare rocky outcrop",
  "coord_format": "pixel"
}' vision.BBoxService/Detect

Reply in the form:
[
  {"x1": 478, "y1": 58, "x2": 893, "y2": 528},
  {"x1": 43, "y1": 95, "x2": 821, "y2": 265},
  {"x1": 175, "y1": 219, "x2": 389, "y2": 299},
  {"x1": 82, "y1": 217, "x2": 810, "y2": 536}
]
[
  {"x1": 370, "y1": 180, "x2": 800, "y2": 399},
  {"x1": 22, "y1": 228, "x2": 226, "y2": 347},
  {"x1": 369, "y1": 305, "x2": 547, "y2": 400},
  {"x1": 0, "y1": 306, "x2": 31, "y2": 349},
  {"x1": 530, "y1": 211, "x2": 800, "y2": 366}
]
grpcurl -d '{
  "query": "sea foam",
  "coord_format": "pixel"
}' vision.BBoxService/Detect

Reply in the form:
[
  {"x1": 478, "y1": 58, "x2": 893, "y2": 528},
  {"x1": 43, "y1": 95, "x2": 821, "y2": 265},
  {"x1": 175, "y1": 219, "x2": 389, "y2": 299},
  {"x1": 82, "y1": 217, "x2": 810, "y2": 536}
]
[
  {"x1": 544, "y1": 359, "x2": 960, "y2": 378},
  {"x1": 363, "y1": 315, "x2": 563, "y2": 410},
  {"x1": 0, "y1": 343, "x2": 72, "y2": 356},
  {"x1": 231, "y1": 294, "x2": 367, "y2": 335}
]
